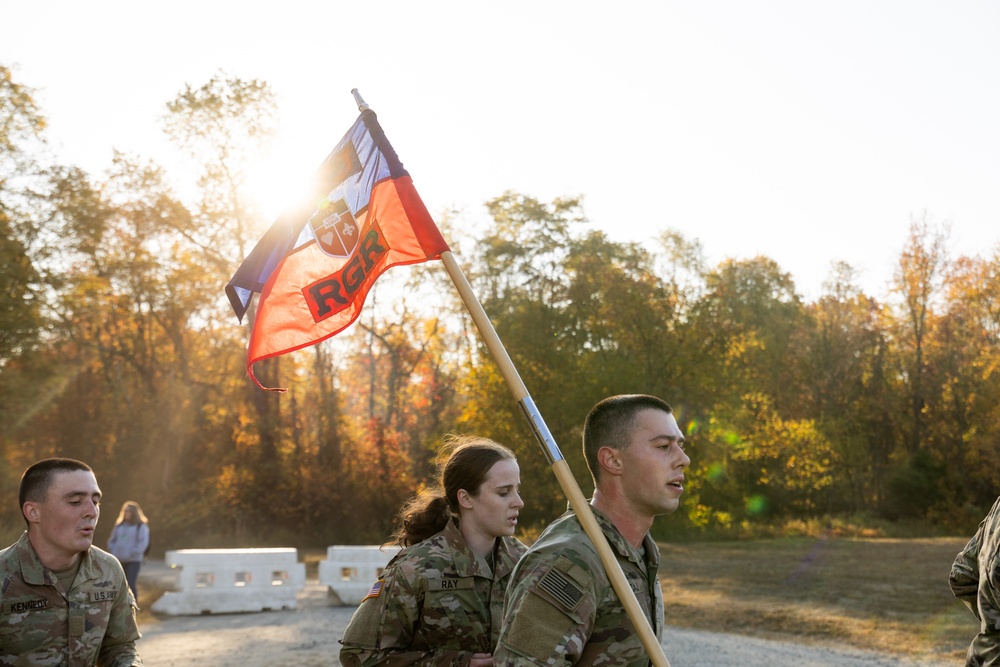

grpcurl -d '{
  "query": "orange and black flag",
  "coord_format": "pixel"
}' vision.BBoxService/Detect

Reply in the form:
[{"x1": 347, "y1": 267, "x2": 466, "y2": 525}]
[{"x1": 225, "y1": 110, "x2": 449, "y2": 390}]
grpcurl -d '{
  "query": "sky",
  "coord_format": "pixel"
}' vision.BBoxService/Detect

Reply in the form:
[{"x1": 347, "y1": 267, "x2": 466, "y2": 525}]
[{"x1": 3, "y1": 0, "x2": 999, "y2": 301}]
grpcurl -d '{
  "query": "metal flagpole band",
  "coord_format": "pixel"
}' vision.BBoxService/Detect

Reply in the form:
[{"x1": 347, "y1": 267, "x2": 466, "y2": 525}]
[
  {"x1": 517, "y1": 396, "x2": 564, "y2": 465},
  {"x1": 351, "y1": 89, "x2": 370, "y2": 111}
]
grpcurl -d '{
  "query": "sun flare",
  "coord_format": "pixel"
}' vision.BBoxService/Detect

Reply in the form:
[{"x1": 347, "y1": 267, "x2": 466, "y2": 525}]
[{"x1": 244, "y1": 146, "x2": 323, "y2": 223}]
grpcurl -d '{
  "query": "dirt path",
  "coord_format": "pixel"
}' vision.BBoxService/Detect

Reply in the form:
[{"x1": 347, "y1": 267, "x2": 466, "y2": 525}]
[{"x1": 135, "y1": 565, "x2": 953, "y2": 666}]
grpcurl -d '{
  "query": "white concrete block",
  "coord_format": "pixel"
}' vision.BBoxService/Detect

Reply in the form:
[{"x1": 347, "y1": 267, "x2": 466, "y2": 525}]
[
  {"x1": 151, "y1": 548, "x2": 306, "y2": 615},
  {"x1": 319, "y1": 545, "x2": 400, "y2": 605}
]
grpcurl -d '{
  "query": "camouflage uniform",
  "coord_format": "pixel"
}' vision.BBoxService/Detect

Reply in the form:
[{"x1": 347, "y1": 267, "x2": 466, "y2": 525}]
[
  {"x1": 0, "y1": 532, "x2": 142, "y2": 666},
  {"x1": 494, "y1": 505, "x2": 663, "y2": 667},
  {"x1": 951, "y1": 496, "x2": 1000, "y2": 666},
  {"x1": 340, "y1": 518, "x2": 527, "y2": 666}
]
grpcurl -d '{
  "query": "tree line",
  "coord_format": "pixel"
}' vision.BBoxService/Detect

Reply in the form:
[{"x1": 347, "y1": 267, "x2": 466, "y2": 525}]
[{"x1": 2, "y1": 67, "x2": 997, "y2": 551}]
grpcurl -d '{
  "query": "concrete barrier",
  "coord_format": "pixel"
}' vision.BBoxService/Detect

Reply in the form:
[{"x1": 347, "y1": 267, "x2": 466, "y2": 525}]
[
  {"x1": 151, "y1": 548, "x2": 306, "y2": 615},
  {"x1": 319, "y1": 545, "x2": 400, "y2": 605}
]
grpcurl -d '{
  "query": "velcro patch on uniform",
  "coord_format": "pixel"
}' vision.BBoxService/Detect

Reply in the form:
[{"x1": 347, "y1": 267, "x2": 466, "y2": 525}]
[
  {"x1": 362, "y1": 579, "x2": 385, "y2": 602},
  {"x1": 69, "y1": 614, "x2": 85, "y2": 637},
  {"x1": 538, "y1": 568, "x2": 584, "y2": 612},
  {"x1": 90, "y1": 589, "x2": 118, "y2": 602},
  {"x1": 428, "y1": 577, "x2": 474, "y2": 591}
]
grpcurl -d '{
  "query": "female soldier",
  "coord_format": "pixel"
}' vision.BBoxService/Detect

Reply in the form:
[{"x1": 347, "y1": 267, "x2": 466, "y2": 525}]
[{"x1": 339, "y1": 436, "x2": 526, "y2": 667}]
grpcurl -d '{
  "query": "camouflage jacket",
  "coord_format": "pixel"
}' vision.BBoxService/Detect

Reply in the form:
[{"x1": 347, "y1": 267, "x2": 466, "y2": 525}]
[
  {"x1": 340, "y1": 518, "x2": 527, "y2": 667},
  {"x1": 0, "y1": 532, "x2": 141, "y2": 666},
  {"x1": 494, "y1": 505, "x2": 663, "y2": 667},
  {"x1": 951, "y1": 496, "x2": 1000, "y2": 666}
]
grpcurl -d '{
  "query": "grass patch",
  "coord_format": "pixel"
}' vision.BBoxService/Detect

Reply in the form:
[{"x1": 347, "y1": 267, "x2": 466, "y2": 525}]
[{"x1": 658, "y1": 536, "x2": 974, "y2": 663}]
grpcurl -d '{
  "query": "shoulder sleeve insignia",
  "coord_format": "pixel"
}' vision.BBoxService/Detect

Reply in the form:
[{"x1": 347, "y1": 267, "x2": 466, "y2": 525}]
[
  {"x1": 538, "y1": 568, "x2": 584, "y2": 612},
  {"x1": 361, "y1": 579, "x2": 385, "y2": 602}
]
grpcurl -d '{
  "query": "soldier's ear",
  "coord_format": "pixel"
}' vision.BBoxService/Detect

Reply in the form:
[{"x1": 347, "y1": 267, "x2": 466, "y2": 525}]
[
  {"x1": 457, "y1": 489, "x2": 475, "y2": 510},
  {"x1": 23, "y1": 501, "x2": 41, "y2": 524},
  {"x1": 597, "y1": 446, "x2": 623, "y2": 476}
]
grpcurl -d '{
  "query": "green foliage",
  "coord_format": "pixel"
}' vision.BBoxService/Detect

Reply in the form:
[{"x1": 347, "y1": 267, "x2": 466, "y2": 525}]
[
  {"x1": 682, "y1": 394, "x2": 834, "y2": 534},
  {"x1": 885, "y1": 449, "x2": 946, "y2": 520}
]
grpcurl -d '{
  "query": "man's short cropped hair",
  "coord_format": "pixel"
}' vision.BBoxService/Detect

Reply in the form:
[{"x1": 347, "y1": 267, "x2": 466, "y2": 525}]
[
  {"x1": 19, "y1": 458, "x2": 94, "y2": 523},
  {"x1": 582, "y1": 394, "x2": 673, "y2": 483}
]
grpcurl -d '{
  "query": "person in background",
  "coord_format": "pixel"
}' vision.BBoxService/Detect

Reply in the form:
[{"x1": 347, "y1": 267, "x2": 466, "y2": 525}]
[
  {"x1": 107, "y1": 500, "x2": 150, "y2": 599},
  {"x1": 495, "y1": 394, "x2": 690, "y2": 666},
  {"x1": 340, "y1": 435, "x2": 527, "y2": 667},
  {"x1": 0, "y1": 457, "x2": 142, "y2": 666},
  {"x1": 950, "y1": 495, "x2": 1000, "y2": 666}
]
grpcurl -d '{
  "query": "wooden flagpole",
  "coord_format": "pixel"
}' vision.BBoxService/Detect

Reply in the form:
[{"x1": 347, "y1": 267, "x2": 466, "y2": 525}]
[{"x1": 439, "y1": 250, "x2": 671, "y2": 667}]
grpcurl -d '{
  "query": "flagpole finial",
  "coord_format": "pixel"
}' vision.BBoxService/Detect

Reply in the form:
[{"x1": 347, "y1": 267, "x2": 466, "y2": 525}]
[{"x1": 351, "y1": 89, "x2": 370, "y2": 111}]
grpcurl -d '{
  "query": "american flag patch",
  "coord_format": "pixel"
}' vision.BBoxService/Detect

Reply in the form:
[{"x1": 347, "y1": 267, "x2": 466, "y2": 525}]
[
  {"x1": 362, "y1": 579, "x2": 385, "y2": 602},
  {"x1": 538, "y1": 569, "x2": 584, "y2": 611}
]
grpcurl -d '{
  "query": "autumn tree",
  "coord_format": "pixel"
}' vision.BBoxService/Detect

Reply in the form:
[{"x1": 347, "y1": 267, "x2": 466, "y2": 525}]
[
  {"x1": 691, "y1": 256, "x2": 810, "y2": 418},
  {"x1": 891, "y1": 216, "x2": 950, "y2": 454},
  {"x1": 930, "y1": 252, "x2": 1000, "y2": 514},
  {"x1": 802, "y1": 262, "x2": 898, "y2": 512},
  {"x1": 162, "y1": 72, "x2": 289, "y2": 526}
]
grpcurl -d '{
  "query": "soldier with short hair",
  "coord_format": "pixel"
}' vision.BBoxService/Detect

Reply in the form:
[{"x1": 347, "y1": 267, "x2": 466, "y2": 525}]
[
  {"x1": 950, "y1": 495, "x2": 1000, "y2": 666},
  {"x1": 340, "y1": 436, "x2": 527, "y2": 667},
  {"x1": 495, "y1": 394, "x2": 690, "y2": 667},
  {"x1": 0, "y1": 458, "x2": 142, "y2": 666}
]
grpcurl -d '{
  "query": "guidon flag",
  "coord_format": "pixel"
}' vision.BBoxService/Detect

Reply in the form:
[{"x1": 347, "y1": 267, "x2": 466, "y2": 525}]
[{"x1": 226, "y1": 110, "x2": 450, "y2": 389}]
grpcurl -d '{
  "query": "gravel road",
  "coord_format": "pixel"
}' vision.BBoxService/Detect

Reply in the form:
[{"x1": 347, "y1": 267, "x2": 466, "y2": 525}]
[{"x1": 136, "y1": 564, "x2": 954, "y2": 666}]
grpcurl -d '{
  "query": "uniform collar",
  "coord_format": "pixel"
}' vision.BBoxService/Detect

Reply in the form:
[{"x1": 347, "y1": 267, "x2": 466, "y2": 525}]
[
  {"x1": 571, "y1": 503, "x2": 660, "y2": 571},
  {"x1": 442, "y1": 518, "x2": 521, "y2": 580},
  {"x1": 15, "y1": 531, "x2": 102, "y2": 587}
]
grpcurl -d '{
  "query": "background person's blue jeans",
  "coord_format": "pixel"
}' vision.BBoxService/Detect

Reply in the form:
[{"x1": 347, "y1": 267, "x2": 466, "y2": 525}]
[{"x1": 122, "y1": 561, "x2": 141, "y2": 598}]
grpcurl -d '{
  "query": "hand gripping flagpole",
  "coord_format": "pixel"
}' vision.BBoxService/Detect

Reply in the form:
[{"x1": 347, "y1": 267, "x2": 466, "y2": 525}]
[
  {"x1": 438, "y1": 251, "x2": 672, "y2": 667},
  {"x1": 351, "y1": 89, "x2": 669, "y2": 665}
]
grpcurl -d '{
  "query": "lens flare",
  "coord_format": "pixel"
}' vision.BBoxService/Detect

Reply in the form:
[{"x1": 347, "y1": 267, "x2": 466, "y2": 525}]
[
  {"x1": 746, "y1": 494, "x2": 768, "y2": 516},
  {"x1": 706, "y1": 462, "x2": 726, "y2": 482}
]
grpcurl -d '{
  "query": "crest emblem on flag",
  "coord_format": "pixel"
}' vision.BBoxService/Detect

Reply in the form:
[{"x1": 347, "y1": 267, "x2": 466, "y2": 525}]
[{"x1": 311, "y1": 198, "x2": 360, "y2": 257}]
